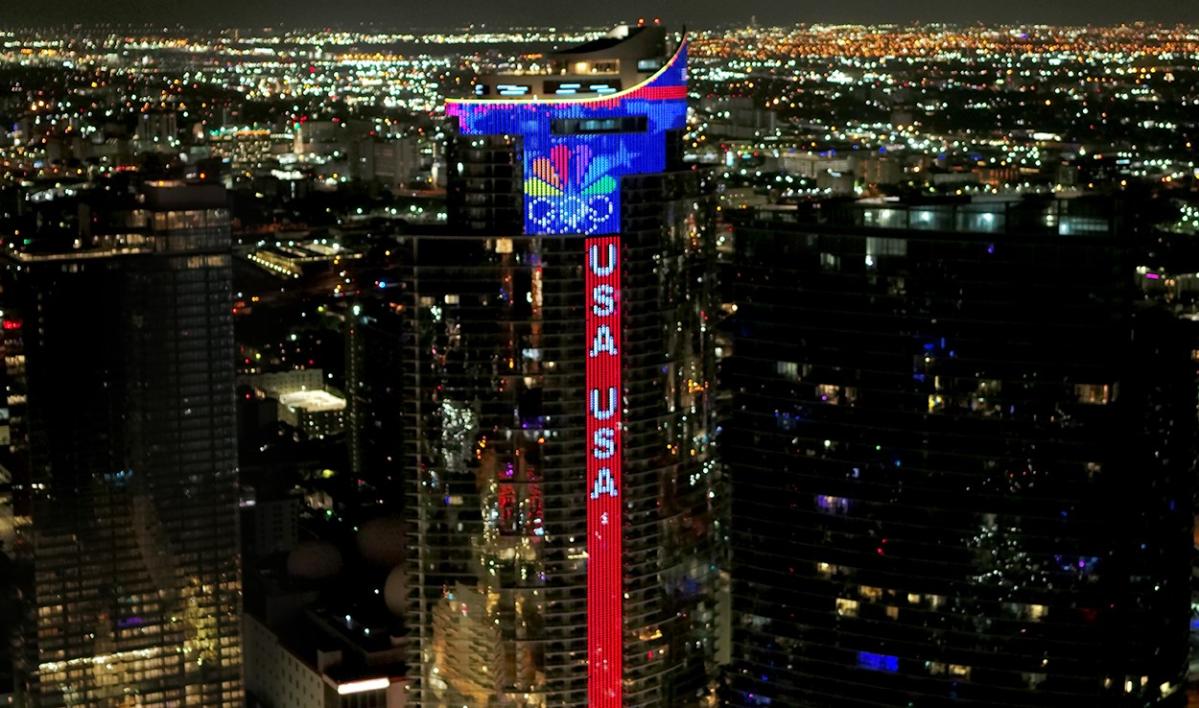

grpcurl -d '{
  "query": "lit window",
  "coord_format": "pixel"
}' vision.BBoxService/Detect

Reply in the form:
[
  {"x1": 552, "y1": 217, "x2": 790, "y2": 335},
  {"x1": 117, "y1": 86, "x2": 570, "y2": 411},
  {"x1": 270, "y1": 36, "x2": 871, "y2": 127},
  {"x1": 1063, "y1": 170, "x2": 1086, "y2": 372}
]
[
  {"x1": 816, "y1": 495, "x2": 850, "y2": 514},
  {"x1": 1075, "y1": 383, "x2": 1112, "y2": 405},
  {"x1": 1004, "y1": 602, "x2": 1048, "y2": 621},
  {"x1": 835, "y1": 598, "x2": 859, "y2": 617},
  {"x1": 495, "y1": 84, "x2": 530, "y2": 96},
  {"x1": 858, "y1": 585, "x2": 883, "y2": 601},
  {"x1": 816, "y1": 384, "x2": 842, "y2": 404},
  {"x1": 857, "y1": 651, "x2": 899, "y2": 672},
  {"x1": 866, "y1": 236, "x2": 907, "y2": 258}
]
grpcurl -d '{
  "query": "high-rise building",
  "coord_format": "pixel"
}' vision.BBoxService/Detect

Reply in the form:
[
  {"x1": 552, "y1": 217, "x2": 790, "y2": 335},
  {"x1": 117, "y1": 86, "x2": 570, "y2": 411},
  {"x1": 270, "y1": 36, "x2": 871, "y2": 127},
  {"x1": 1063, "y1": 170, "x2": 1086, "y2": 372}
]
[
  {"x1": 2, "y1": 181, "x2": 243, "y2": 706},
  {"x1": 346, "y1": 298, "x2": 407, "y2": 511},
  {"x1": 723, "y1": 198, "x2": 1194, "y2": 707},
  {"x1": 402, "y1": 24, "x2": 726, "y2": 707}
]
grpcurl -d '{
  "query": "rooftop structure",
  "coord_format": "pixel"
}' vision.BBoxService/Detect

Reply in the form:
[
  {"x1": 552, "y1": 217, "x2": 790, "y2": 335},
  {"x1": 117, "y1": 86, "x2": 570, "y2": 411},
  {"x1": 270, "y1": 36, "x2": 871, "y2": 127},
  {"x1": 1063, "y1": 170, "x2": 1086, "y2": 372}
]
[
  {"x1": 467, "y1": 23, "x2": 670, "y2": 100},
  {"x1": 278, "y1": 389, "x2": 348, "y2": 414}
]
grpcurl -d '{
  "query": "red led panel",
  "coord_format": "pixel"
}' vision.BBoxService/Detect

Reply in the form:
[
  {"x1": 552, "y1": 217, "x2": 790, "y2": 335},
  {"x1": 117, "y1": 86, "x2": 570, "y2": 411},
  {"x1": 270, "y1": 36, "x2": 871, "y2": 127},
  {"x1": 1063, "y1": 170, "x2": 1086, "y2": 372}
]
[{"x1": 586, "y1": 235, "x2": 622, "y2": 707}]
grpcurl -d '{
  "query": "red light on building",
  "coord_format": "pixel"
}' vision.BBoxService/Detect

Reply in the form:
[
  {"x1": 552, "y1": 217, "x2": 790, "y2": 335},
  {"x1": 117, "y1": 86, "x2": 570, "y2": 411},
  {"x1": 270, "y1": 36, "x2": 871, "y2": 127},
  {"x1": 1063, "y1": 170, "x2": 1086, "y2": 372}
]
[{"x1": 586, "y1": 235, "x2": 622, "y2": 707}]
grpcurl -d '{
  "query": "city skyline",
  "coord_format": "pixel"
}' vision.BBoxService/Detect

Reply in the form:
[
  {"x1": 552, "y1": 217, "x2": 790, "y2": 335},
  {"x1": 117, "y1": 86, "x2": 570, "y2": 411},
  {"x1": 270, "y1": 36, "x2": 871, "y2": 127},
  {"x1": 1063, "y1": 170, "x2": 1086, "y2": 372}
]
[
  {"x1": 2, "y1": 2, "x2": 1198, "y2": 30},
  {"x1": 0, "y1": 12, "x2": 1197, "y2": 708}
]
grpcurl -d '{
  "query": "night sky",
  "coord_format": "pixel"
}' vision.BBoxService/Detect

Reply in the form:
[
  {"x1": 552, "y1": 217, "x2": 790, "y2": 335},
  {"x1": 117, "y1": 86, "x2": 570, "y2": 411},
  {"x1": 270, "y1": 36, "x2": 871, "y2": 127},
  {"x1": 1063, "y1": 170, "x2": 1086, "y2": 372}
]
[{"x1": 2, "y1": 0, "x2": 1196, "y2": 28}]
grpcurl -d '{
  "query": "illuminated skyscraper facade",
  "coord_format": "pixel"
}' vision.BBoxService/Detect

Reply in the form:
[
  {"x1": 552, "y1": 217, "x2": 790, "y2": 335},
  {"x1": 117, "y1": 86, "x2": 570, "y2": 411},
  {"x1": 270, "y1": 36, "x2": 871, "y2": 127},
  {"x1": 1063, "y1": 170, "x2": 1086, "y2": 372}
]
[
  {"x1": 403, "y1": 25, "x2": 725, "y2": 707},
  {"x1": 723, "y1": 201, "x2": 1193, "y2": 707},
  {"x1": 3, "y1": 182, "x2": 243, "y2": 706}
]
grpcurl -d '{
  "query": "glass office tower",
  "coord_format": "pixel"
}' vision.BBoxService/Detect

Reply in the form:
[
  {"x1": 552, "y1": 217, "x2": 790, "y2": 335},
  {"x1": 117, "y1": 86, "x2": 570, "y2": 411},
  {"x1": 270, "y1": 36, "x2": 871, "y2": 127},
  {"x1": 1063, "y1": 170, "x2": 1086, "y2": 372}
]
[
  {"x1": 723, "y1": 200, "x2": 1194, "y2": 707},
  {"x1": 402, "y1": 25, "x2": 726, "y2": 707},
  {"x1": 3, "y1": 182, "x2": 243, "y2": 706}
]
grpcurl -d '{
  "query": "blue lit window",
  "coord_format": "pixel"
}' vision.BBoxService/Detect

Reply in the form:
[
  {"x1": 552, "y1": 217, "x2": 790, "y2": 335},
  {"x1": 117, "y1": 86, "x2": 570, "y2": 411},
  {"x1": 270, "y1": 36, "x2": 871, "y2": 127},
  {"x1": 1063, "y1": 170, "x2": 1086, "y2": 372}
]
[
  {"x1": 496, "y1": 84, "x2": 531, "y2": 96},
  {"x1": 857, "y1": 651, "x2": 899, "y2": 673}
]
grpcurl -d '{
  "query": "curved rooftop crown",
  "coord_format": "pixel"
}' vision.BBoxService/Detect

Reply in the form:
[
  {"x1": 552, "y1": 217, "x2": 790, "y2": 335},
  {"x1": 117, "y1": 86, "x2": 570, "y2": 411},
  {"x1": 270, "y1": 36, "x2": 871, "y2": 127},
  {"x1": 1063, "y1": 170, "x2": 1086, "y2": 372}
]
[
  {"x1": 444, "y1": 25, "x2": 688, "y2": 236},
  {"x1": 461, "y1": 24, "x2": 676, "y2": 101}
]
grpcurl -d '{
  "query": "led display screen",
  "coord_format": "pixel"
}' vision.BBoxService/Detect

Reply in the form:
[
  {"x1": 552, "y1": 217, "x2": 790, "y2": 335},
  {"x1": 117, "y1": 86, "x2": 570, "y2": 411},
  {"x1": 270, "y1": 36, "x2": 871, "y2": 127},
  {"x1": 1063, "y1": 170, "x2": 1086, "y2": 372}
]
[
  {"x1": 446, "y1": 41, "x2": 688, "y2": 236},
  {"x1": 586, "y1": 236, "x2": 622, "y2": 706}
]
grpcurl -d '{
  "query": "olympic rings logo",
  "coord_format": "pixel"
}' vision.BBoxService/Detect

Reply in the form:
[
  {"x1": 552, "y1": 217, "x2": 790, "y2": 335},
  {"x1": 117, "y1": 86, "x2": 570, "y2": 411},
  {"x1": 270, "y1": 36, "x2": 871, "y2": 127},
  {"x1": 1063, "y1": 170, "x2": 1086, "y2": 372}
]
[{"x1": 528, "y1": 195, "x2": 614, "y2": 235}]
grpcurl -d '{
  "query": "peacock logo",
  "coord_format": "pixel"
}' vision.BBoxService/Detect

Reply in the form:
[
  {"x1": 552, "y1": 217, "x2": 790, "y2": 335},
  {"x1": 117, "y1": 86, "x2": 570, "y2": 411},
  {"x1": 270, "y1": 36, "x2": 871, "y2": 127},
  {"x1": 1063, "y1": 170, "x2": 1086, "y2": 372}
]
[{"x1": 527, "y1": 144, "x2": 618, "y2": 235}]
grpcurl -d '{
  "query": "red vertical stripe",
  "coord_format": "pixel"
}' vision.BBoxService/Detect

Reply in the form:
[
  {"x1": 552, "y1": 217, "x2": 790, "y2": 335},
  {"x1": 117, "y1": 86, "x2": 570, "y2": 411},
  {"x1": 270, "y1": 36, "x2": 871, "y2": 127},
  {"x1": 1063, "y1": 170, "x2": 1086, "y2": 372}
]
[{"x1": 586, "y1": 235, "x2": 622, "y2": 707}]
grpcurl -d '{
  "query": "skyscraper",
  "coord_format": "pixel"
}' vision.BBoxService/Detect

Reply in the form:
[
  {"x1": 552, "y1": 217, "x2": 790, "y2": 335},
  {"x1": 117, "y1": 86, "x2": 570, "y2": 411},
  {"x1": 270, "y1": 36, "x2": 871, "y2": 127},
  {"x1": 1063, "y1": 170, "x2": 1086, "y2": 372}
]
[
  {"x1": 723, "y1": 198, "x2": 1194, "y2": 707},
  {"x1": 402, "y1": 24, "x2": 726, "y2": 707},
  {"x1": 346, "y1": 297, "x2": 407, "y2": 511},
  {"x1": 3, "y1": 181, "x2": 243, "y2": 706}
]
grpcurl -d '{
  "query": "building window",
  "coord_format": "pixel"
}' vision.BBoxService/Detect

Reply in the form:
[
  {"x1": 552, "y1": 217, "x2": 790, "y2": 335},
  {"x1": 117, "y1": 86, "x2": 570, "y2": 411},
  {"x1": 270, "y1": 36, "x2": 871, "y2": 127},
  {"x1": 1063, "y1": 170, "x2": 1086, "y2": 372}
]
[
  {"x1": 776, "y1": 361, "x2": 801, "y2": 382},
  {"x1": 816, "y1": 562, "x2": 839, "y2": 577},
  {"x1": 816, "y1": 495, "x2": 850, "y2": 514},
  {"x1": 551, "y1": 116, "x2": 646, "y2": 135},
  {"x1": 1075, "y1": 383, "x2": 1112, "y2": 405},
  {"x1": 816, "y1": 384, "x2": 840, "y2": 402},
  {"x1": 858, "y1": 585, "x2": 883, "y2": 601},
  {"x1": 1023, "y1": 672, "x2": 1047, "y2": 689},
  {"x1": 495, "y1": 84, "x2": 531, "y2": 96},
  {"x1": 835, "y1": 598, "x2": 859, "y2": 617},
  {"x1": 857, "y1": 651, "x2": 899, "y2": 672},
  {"x1": 1005, "y1": 602, "x2": 1048, "y2": 621}
]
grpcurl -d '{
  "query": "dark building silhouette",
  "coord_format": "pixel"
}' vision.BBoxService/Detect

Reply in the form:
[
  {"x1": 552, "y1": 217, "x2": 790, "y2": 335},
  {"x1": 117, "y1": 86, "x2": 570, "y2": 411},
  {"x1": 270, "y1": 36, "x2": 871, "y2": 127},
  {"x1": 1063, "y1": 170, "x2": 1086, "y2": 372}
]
[
  {"x1": 723, "y1": 198, "x2": 1194, "y2": 707},
  {"x1": 2, "y1": 181, "x2": 243, "y2": 706},
  {"x1": 346, "y1": 296, "x2": 407, "y2": 509}
]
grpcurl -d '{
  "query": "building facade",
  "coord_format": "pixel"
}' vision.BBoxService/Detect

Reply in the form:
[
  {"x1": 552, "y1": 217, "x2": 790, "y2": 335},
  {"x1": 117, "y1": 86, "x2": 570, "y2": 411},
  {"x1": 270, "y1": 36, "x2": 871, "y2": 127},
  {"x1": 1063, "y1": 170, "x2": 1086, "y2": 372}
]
[
  {"x1": 723, "y1": 200, "x2": 1194, "y2": 707},
  {"x1": 3, "y1": 182, "x2": 243, "y2": 706},
  {"x1": 402, "y1": 25, "x2": 726, "y2": 707}
]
